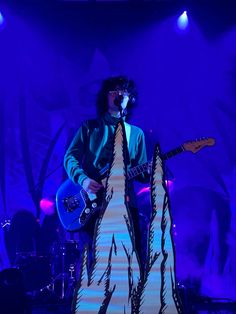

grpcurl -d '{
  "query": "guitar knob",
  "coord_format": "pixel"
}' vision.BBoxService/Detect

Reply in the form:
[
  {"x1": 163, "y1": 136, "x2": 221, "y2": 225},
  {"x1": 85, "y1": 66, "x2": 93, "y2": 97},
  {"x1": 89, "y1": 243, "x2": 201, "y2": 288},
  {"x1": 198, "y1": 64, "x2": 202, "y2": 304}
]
[
  {"x1": 92, "y1": 202, "x2": 97, "y2": 208},
  {"x1": 85, "y1": 208, "x2": 90, "y2": 214}
]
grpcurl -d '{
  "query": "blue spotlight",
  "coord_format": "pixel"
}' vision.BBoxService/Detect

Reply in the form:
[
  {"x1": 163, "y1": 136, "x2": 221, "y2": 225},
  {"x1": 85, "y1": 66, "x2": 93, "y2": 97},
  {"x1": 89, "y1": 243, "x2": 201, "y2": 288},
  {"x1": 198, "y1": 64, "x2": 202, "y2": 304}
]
[
  {"x1": 0, "y1": 12, "x2": 4, "y2": 24},
  {"x1": 0, "y1": 11, "x2": 5, "y2": 27},
  {"x1": 177, "y1": 11, "x2": 188, "y2": 30}
]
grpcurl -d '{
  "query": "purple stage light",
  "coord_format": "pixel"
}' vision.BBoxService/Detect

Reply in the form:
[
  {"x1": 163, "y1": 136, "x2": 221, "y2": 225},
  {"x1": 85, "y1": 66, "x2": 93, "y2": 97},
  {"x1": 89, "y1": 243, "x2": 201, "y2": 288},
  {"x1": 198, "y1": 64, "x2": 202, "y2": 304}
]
[
  {"x1": 177, "y1": 11, "x2": 188, "y2": 30},
  {"x1": 137, "y1": 180, "x2": 174, "y2": 196},
  {"x1": 40, "y1": 198, "x2": 55, "y2": 215},
  {"x1": 137, "y1": 186, "x2": 150, "y2": 196},
  {"x1": 165, "y1": 179, "x2": 174, "y2": 191}
]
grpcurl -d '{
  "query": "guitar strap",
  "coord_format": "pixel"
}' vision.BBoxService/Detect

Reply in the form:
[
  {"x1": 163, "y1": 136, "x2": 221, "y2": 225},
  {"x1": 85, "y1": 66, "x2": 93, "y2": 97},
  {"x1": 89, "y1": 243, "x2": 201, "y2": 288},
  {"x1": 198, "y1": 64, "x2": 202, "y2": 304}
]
[{"x1": 124, "y1": 122, "x2": 131, "y2": 149}]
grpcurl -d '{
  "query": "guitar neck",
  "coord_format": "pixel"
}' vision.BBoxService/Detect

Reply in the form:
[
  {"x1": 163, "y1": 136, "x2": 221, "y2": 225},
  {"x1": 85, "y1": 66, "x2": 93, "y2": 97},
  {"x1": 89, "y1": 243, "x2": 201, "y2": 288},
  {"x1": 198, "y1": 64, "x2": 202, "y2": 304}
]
[
  {"x1": 127, "y1": 145, "x2": 184, "y2": 180},
  {"x1": 162, "y1": 145, "x2": 184, "y2": 161}
]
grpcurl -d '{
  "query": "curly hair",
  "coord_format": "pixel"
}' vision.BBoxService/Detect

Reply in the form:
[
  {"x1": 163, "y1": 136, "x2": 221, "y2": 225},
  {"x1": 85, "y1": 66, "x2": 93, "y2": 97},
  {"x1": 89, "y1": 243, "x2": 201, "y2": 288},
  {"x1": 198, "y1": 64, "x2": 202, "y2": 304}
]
[{"x1": 96, "y1": 75, "x2": 137, "y2": 119}]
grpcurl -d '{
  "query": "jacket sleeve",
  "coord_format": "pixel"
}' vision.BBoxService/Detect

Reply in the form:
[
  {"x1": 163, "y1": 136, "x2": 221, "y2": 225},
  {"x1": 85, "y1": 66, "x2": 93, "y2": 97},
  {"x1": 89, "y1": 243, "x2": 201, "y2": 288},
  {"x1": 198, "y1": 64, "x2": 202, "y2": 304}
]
[
  {"x1": 134, "y1": 129, "x2": 150, "y2": 183},
  {"x1": 64, "y1": 122, "x2": 89, "y2": 186}
]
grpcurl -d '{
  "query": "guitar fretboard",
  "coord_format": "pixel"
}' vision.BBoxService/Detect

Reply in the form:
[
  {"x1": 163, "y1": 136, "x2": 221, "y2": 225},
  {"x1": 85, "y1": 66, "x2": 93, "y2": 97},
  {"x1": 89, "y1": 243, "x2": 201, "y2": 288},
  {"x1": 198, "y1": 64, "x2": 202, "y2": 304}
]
[
  {"x1": 100, "y1": 145, "x2": 185, "y2": 180},
  {"x1": 127, "y1": 145, "x2": 184, "y2": 180}
]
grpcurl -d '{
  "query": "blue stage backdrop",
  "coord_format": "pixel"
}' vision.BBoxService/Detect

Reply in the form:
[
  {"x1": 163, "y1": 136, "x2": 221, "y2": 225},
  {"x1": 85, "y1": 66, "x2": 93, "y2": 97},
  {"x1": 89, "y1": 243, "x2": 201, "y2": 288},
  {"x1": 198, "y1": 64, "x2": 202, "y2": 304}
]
[{"x1": 0, "y1": 1, "x2": 236, "y2": 300}]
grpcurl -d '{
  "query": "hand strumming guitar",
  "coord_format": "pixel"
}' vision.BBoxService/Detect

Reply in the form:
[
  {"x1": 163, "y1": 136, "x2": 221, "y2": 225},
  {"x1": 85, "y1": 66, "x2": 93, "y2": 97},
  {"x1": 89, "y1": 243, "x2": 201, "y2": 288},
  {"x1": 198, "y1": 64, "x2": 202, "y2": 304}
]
[{"x1": 82, "y1": 178, "x2": 103, "y2": 194}]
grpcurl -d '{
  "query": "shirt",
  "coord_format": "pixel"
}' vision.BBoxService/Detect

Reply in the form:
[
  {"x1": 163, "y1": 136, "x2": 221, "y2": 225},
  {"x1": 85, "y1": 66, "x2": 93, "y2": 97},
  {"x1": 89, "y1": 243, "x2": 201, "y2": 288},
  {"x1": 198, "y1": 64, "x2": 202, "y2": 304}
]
[{"x1": 64, "y1": 113, "x2": 149, "y2": 206}]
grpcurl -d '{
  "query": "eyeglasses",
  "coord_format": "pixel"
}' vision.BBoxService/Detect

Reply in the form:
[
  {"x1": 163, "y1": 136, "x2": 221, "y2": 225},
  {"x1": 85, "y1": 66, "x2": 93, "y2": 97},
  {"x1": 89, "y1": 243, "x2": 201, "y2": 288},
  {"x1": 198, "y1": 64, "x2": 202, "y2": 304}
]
[{"x1": 108, "y1": 90, "x2": 130, "y2": 97}]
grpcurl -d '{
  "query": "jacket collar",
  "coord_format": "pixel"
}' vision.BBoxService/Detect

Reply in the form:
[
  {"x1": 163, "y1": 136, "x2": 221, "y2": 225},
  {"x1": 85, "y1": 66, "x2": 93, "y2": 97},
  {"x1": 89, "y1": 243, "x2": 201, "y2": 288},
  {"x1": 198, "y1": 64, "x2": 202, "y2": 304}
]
[{"x1": 103, "y1": 112, "x2": 126, "y2": 125}]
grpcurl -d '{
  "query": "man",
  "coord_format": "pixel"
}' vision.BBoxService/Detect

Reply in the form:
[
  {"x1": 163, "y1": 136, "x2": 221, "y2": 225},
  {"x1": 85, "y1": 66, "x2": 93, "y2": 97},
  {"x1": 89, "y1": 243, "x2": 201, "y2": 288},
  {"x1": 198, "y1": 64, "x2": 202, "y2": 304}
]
[{"x1": 64, "y1": 76, "x2": 150, "y2": 272}]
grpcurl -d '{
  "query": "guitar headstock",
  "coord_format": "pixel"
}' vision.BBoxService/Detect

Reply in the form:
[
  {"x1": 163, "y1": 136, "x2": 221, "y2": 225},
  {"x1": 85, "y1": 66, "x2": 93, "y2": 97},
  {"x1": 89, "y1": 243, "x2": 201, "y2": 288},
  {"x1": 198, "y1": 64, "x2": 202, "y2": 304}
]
[{"x1": 183, "y1": 137, "x2": 215, "y2": 153}]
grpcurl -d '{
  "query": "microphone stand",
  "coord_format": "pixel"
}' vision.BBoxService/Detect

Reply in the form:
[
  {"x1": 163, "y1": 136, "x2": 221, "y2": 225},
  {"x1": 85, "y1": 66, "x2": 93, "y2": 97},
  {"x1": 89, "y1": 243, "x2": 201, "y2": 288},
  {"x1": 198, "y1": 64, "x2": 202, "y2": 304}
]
[{"x1": 118, "y1": 106, "x2": 125, "y2": 119}]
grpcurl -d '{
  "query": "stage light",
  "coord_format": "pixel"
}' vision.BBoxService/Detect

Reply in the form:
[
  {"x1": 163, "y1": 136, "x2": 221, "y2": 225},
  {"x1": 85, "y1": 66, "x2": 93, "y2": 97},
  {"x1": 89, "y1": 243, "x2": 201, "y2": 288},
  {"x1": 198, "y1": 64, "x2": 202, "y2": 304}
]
[
  {"x1": 40, "y1": 198, "x2": 55, "y2": 215},
  {"x1": 137, "y1": 180, "x2": 174, "y2": 196},
  {"x1": 165, "y1": 179, "x2": 174, "y2": 191},
  {"x1": 137, "y1": 186, "x2": 150, "y2": 196},
  {"x1": 177, "y1": 11, "x2": 188, "y2": 30},
  {"x1": 0, "y1": 11, "x2": 5, "y2": 26}
]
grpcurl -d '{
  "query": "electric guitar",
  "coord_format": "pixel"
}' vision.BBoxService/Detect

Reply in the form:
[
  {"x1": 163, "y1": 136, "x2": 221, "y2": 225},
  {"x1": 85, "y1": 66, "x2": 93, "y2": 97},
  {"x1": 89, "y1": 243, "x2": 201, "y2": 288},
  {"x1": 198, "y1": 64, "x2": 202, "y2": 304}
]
[{"x1": 56, "y1": 138, "x2": 215, "y2": 231}]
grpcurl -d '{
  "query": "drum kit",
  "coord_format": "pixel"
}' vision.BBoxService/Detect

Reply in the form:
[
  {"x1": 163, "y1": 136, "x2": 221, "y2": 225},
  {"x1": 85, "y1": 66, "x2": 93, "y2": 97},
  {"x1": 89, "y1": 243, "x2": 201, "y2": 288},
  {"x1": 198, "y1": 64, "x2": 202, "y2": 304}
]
[{"x1": 15, "y1": 240, "x2": 80, "y2": 299}]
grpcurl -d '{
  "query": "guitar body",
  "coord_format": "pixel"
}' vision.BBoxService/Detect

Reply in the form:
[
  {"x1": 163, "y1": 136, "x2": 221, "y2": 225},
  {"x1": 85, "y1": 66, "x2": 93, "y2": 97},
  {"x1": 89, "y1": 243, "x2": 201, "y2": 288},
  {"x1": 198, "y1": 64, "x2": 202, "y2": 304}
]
[
  {"x1": 56, "y1": 179, "x2": 103, "y2": 231},
  {"x1": 56, "y1": 137, "x2": 215, "y2": 231}
]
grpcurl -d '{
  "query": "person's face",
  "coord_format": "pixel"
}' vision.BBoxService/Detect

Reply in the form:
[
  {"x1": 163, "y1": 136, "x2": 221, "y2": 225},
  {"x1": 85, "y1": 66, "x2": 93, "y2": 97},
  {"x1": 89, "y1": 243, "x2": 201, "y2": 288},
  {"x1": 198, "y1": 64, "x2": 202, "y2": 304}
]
[{"x1": 107, "y1": 87, "x2": 130, "y2": 113}]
